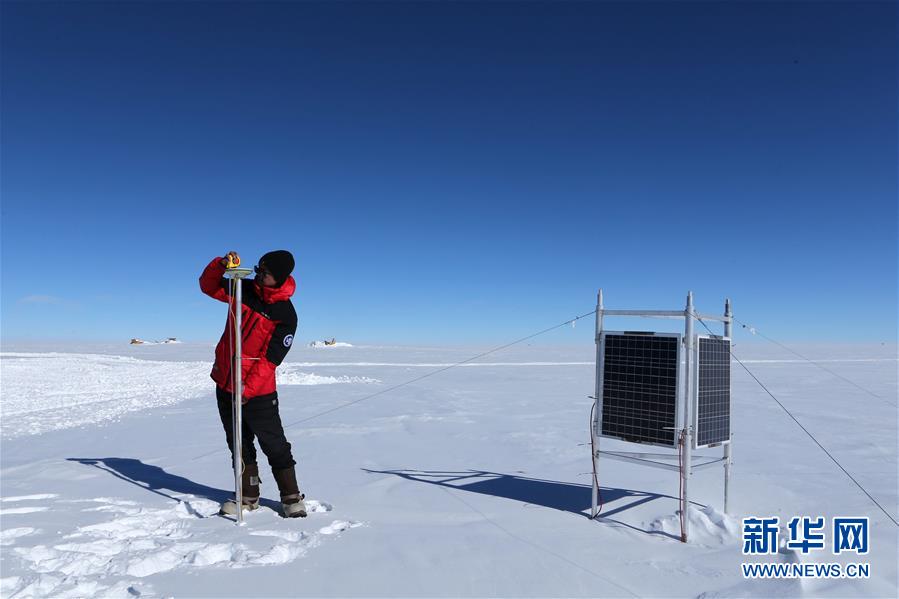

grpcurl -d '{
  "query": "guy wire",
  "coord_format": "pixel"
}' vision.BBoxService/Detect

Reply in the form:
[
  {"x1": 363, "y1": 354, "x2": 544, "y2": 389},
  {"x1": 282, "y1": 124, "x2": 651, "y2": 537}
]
[
  {"x1": 733, "y1": 316, "x2": 895, "y2": 408},
  {"x1": 694, "y1": 314, "x2": 899, "y2": 527},
  {"x1": 191, "y1": 308, "x2": 597, "y2": 462},
  {"x1": 280, "y1": 309, "x2": 598, "y2": 430}
]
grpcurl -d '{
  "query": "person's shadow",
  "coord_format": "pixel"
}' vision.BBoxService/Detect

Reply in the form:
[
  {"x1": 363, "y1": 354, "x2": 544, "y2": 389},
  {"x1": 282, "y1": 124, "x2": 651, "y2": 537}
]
[
  {"x1": 364, "y1": 468, "x2": 680, "y2": 539},
  {"x1": 67, "y1": 457, "x2": 283, "y2": 514}
]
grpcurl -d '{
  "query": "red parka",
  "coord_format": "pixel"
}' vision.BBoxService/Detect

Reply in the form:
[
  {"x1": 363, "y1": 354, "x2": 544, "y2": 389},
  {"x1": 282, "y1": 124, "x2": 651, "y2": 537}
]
[{"x1": 199, "y1": 257, "x2": 298, "y2": 400}]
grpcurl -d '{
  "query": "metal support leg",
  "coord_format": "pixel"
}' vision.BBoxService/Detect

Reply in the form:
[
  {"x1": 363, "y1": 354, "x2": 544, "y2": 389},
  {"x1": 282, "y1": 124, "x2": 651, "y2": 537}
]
[
  {"x1": 682, "y1": 291, "x2": 695, "y2": 542},
  {"x1": 225, "y1": 268, "x2": 252, "y2": 525},
  {"x1": 591, "y1": 289, "x2": 604, "y2": 518},
  {"x1": 723, "y1": 298, "x2": 733, "y2": 514},
  {"x1": 233, "y1": 278, "x2": 244, "y2": 525},
  {"x1": 724, "y1": 438, "x2": 732, "y2": 513}
]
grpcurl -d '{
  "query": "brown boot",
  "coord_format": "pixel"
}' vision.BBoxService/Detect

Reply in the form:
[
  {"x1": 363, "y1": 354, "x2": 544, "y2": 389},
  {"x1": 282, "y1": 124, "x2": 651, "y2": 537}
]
[
  {"x1": 220, "y1": 463, "x2": 260, "y2": 516},
  {"x1": 243, "y1": 463, "x2": 261, "y2": 503},
  {"x1": 272, "y1": 466, "x2": 307, "y2": 518}
]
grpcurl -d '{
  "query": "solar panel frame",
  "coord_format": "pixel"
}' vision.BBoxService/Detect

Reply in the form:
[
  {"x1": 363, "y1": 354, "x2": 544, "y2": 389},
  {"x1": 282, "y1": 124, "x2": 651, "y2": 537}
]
[
  {"x1": 692, "y1": 335, "x2": 732, "y2": 449},
  {"x1": 597, "y1": 331, "x2": 681, "y2": 449}
]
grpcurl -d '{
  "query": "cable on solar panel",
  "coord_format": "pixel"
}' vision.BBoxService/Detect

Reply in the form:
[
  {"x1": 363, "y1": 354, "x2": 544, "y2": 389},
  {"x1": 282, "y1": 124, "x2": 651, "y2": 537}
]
[{"x1": 588, "y1": 401, "x2": 604, "y2": 518}]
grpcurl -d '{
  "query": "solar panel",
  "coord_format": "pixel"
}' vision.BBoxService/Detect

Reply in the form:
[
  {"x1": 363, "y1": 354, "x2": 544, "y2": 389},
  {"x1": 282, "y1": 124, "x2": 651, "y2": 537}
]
[
  {"x1": 599, "y1": 332, "x2": 680, "y2": 448},
  {"x1": 694, "y1": 336, "x2": 731, "y2": 448}
]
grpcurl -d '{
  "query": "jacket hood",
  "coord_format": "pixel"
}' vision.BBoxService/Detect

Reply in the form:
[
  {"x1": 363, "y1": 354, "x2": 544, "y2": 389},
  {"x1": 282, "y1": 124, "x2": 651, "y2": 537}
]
[{"x1": 255, "y1": 275, "x2": 296, "y2": 304}]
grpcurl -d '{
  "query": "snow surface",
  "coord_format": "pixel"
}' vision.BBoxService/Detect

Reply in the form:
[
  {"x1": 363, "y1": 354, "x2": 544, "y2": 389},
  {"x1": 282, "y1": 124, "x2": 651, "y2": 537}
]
[
  {"x1": 0, "y1": 342, "x2": 896, "y2": 598},
  {"x1": 0, "y1": 353, "x2": 381, "y2": 439}
]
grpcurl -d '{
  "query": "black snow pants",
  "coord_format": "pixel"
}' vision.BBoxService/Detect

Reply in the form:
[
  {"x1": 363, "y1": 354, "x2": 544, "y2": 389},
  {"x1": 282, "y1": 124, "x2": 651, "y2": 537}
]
[{"x1": 216, "y1": 387, "x2": 296, "y2": 470}]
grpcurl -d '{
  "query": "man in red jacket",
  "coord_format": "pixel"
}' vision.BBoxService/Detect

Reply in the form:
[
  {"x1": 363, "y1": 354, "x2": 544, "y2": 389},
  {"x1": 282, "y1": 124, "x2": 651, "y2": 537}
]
[{"x1": 200, "y1": 250, "x2": 306, "y2": 518}]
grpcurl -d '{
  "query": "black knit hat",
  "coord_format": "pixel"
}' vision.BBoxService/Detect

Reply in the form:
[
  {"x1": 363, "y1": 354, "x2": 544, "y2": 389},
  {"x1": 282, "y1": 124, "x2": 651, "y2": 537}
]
[{"x1": 259, "y1": 250, "x2": 295, "y2": 287}]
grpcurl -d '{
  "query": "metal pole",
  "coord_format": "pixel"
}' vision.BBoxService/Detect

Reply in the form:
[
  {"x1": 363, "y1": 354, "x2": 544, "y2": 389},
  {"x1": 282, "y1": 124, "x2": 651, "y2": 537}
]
[
  {"x1": 591, "y1": 289, "x2": 604, "y2": 518},
  {"x1": 233, "y1": 277, "x2": 245, "y2": 525},
  {"x1": 723, "y1": 297, "x2": 733, "y2": 514},
  {"x1": 682, "y1": 291, "x2": 694, "y2": 542}
]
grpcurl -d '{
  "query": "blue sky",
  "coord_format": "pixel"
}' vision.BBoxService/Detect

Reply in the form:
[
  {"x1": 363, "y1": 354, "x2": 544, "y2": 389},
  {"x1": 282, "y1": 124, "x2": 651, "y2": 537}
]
[{"x1": 1, "y1": 1, "x2": 896, "y2": 345}]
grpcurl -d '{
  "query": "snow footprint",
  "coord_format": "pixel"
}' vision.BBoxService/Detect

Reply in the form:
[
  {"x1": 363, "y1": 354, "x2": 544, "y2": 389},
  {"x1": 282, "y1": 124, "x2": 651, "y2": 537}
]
[
  {"x1": 0, "y1": 577, "x2": 21, "y2": 595},
  {"x1": 0, "y1": 527, "x2": 39, "y2": 546},
  {"x1": 319, "y1": 520, "x2": 363, "y2": 535},
  {"x1": 304, "y1": 499, "x2": 333, "y2": 514},
  {"x1": 250, "y1": 529, "x2": 308, "y2": 542},
  {"x1": 0, "y1": 494, "x2": 58, "y2": 503},
  {"x1": 0, "y1": 506, "x2": 48, "y2": 515},
  {"x1": 173, "y1": 498, "x2": 221, "y2": 518},
  {"x1": 126, "y1": 542, "x2": 233, "y2": 577},
  {"x1": 4, "y1": 495, "x2": 359, "y2": 598}
]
